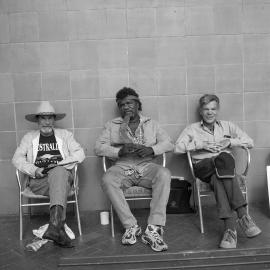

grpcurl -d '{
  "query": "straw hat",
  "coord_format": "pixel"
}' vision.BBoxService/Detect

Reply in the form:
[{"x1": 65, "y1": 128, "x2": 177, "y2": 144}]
[{"x1": 25, "y1": 101, "x2": 66, "y2": 123}]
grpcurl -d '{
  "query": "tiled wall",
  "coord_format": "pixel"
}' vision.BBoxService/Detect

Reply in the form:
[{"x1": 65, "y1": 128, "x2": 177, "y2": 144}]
[{"x1": 0, "y1": 0, "x2": 270, "y2": 215}]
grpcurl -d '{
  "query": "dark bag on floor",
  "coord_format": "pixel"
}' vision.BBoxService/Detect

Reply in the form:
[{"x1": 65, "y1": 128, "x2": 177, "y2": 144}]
[{"x1": 166, "y1": 178, "x2": 193, "y2": 214}]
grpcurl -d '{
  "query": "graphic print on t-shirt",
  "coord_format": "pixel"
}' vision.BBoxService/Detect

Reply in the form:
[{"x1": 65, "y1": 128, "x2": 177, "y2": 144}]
[{"x1": 34, "y1": 133, "x2": 63, "y2": 168}]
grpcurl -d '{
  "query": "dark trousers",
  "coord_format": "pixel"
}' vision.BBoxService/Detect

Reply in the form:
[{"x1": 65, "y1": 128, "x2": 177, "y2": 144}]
[{"x1": 193, "y1": 157, "x2": 247, "y2": 219}]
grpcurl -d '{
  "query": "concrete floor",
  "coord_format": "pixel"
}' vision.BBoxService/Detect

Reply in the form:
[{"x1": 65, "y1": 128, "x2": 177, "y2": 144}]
[{"x1": 0, "y1": 202, "x2": 270, "y2": 270}]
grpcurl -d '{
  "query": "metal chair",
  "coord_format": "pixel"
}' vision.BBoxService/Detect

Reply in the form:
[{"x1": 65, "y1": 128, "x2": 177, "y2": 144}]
[
  {"x1": 266, "y1": 166, "x2": 270, "y2": 211},
  {"x1": 102, "y1": 153, "x2": 166, "y2": 238},
  {"x1": 16, "y1": 165, "x2": 82, "y2": 240},
  {"x1": 187, "y1": 147, "x2": 250, "y2": 234}
]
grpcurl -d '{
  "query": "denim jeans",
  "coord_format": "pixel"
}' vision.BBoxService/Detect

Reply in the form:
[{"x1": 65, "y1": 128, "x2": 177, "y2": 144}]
[{"x1": 102, "y1": 162, "x2": 171, "y2": 229}]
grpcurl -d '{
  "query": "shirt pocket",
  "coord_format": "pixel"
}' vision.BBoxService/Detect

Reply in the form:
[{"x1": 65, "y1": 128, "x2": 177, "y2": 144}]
[{"x1": 110, "y1": 125, "x2": 123, "y2": 145}]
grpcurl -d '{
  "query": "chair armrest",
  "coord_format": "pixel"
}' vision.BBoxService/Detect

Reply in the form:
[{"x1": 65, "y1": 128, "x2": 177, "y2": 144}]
[
  {"x1": 16, "y1": 169, "x2": 22, "y2": 192},
  {"x1": 162, "y1": 152, "x2": 166, "y2": 167},
  {"x1": 187, "y1": 151, "x2": 196, "y2": 180},
  {"x1": 102, "y1": 156, "x2": 107, "y2": 172},
  {"x1": 16, "y1": 169, "x2": 31, "y2": 192},
  {"x1": 72, "y1": 164, "x2": 79, "y2": 189},
  {"x1": 241, "y1": 146, "x2": 251, "y2": 177}
]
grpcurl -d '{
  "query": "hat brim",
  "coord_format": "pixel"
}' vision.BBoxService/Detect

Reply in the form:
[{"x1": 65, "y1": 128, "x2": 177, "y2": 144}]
[{"x1": 25, "y1": 113, "x2": 66, "y2": 123}]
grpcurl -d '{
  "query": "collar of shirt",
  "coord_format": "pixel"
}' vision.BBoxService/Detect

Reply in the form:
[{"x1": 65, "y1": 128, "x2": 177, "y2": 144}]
[
  {"x1": 112, "y1": 114, "x2": 151, "y2": 125},
  {"x1": 200, "y1": 120, "x2": 221, "y2": 134},
  {"x1": 126, "y1": 118, "x2": 144, "y2": 144}
]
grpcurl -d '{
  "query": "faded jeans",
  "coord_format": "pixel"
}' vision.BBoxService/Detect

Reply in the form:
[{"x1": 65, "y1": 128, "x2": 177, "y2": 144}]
[{"x1": 102, "y1": 161, "x2": 171, "y2": 229}]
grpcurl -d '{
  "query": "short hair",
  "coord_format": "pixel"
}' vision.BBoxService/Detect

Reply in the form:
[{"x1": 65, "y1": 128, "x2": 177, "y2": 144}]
[
  {"x1": 116, "y1": 87, "x2": 142, "y2": 111},
  {"x1": 199, "y1": 94, "x2": 220, "y2": 109}
]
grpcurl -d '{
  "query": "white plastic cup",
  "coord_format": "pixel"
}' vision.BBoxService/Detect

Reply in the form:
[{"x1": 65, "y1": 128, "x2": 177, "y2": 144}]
[{"x1": 100, "y1": 211, "x2": 109, "y2": 225}]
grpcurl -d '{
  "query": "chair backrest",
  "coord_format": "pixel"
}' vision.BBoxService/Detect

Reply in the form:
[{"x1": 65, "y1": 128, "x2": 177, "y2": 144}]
[{"x1": 102, "y1": 152, "x2": 167, "y2": 172}]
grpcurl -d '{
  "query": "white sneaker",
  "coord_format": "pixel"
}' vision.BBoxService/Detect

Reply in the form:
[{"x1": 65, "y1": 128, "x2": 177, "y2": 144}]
[
  {"x1": 122, "y1": 225, "x2": 142, "y2": 245},
  {"x1": 219, "y1": 229, "x2": 237, "y2": 249},
  {"x1": 141, "y1": 224, "x2": 168, "y2": 252},
  {"x1": 237, "y1": 214, "x2": 262, "y2": 238}
]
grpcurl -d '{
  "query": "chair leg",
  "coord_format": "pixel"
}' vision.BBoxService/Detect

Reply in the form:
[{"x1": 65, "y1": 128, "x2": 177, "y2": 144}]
[
  {"x1": 74, "y1": 192, "x2": 82, "y2": 236},
  {"x1": 110, "y1": 204, "x2": 115, "y2": 238},
  {"x1": 245, "y1": 192, "x2": 249, "y2": 215},
  {"x1": 19, "y1": 195, "x2": 23, "y2": 241},
  {"x1": 196, "y1": 179, "x2": 204, "y2": 234},
  {"x1": 192, "y1": 184, "x2": 197, "y2": 211},
  {"x1": 72, "y1": 201, "x2": 76, "y2": 216},
  {"x1": 29, "y1": 198, "x2": 32, "y2": 217}
]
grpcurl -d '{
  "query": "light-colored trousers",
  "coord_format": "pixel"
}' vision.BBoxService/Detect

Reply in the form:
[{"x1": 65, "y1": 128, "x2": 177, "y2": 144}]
[
  {"x1": 102, "y1": 162, "x2": 171, "y2": 229},
  {"x1": 28, "y1": 166, "x2": 73, "y2": 219}
]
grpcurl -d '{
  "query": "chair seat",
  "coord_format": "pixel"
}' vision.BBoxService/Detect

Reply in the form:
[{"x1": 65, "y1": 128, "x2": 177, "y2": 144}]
[
  {"x1": 21, "y1": 188, "x2": 48, "y2": 199},
  {"x1": 21, "y1": 187, "x2": 75, "y2": 199},
  {"x1": 124, "y1": 186, "x2": 152, "y2": 198}
]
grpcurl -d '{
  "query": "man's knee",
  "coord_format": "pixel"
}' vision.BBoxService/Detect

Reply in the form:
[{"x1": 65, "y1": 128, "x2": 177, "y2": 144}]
[
  {"x1": 48, "y1": 166, "x2": 71, "y2": 188},
  {"x1": 102, "y1": 172, "x2": 111, "y2": 187},
  {"x1": 102, "y1": 170, "x2": 120, "y2": 189},
  {"x1": 156, "y1": 167, "x2": 171, "y2": 184},
  {"x1": 49, "y1": 166, "x2": 69, "y2": 179}
]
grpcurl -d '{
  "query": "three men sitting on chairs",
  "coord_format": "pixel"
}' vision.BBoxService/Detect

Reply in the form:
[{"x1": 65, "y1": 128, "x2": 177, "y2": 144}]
[{"x1": 13, "y1": 93, "x2": 262, "y2": 251}]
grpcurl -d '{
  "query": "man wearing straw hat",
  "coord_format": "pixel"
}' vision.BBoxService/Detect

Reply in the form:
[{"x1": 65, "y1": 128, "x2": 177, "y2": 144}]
[{"x1": 12, "y1": 101, "x2": 85, "y2": 247}]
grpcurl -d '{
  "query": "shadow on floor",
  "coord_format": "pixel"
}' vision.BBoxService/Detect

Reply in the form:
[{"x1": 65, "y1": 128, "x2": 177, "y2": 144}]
[{"x1": 0, "y1": 203, "x2": 269, "y2": 269}]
